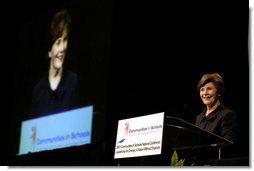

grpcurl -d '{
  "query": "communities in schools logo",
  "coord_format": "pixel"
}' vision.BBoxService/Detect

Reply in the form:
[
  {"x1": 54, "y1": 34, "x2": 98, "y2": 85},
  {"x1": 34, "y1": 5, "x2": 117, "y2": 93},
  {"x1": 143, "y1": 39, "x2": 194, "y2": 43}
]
[{"x1": 117, "y1": 121, "x2": 129, "y2": 144}]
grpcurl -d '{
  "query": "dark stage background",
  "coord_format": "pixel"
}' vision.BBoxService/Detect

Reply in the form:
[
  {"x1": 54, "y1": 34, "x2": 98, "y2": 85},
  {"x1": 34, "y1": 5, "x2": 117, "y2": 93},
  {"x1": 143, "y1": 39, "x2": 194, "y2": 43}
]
[{"x1": 5, "y1": 0, "x2": 248, "y2": 166}]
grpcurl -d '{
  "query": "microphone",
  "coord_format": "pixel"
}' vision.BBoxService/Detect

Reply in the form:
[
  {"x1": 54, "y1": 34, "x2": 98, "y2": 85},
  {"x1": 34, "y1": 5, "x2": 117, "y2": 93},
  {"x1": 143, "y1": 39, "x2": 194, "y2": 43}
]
[{"x1": 165, "y1": 104, "x2": 189, "y2": 117}]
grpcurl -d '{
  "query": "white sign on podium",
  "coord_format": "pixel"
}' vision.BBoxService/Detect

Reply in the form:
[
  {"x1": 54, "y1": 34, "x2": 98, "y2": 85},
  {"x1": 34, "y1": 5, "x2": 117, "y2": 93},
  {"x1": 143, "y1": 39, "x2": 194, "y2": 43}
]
[{"x1": 114, "y1": 112, "x2": 164, "y2": 159}]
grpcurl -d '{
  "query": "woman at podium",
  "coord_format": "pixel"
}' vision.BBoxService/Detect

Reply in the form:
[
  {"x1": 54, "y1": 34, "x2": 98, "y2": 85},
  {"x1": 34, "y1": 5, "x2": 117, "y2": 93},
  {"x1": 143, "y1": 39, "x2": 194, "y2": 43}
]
[{"x1": 195, "y1": 73, "x2": 236, "y2": 143}]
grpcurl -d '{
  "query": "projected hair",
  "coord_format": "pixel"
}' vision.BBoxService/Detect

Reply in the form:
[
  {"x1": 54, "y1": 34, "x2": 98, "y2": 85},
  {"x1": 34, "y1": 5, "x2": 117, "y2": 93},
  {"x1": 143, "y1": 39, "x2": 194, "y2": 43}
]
[{"x1": 48, "y1": 9, "x2": 71, "y2": 51}]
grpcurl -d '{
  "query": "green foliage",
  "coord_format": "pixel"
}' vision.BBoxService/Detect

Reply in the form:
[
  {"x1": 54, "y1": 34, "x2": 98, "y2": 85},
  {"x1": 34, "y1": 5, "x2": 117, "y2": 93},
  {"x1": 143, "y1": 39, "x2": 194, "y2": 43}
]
[{"x1": 171, "y1": 150, "x2": 185, "y2": 166}]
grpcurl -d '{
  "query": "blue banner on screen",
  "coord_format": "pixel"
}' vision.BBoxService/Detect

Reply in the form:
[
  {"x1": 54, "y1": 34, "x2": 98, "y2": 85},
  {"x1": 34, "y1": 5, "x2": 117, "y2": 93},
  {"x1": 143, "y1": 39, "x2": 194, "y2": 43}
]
[{"x1": 18, "y1": 106, "x2": 93, "y2": 155}]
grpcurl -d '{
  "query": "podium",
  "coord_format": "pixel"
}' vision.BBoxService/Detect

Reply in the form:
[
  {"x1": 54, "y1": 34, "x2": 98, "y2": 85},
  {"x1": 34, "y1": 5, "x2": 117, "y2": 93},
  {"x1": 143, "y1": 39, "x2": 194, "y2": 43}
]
[
  {"x1": 164, "y1": 116, "x2": 232, "y2": 145},
  {"x1": 162, "y1": 116, "x2": 234, "y2": 166},
  {"x1": 116, "y1": 116, "x2": 234, "y2": 166}
]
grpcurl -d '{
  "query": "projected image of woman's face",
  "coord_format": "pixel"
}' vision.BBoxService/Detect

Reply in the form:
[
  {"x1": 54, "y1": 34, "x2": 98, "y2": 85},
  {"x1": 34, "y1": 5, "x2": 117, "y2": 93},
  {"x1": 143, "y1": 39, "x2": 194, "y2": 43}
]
[{"x1": 48, "y1": 27, "x2": 68, "y2": 70}]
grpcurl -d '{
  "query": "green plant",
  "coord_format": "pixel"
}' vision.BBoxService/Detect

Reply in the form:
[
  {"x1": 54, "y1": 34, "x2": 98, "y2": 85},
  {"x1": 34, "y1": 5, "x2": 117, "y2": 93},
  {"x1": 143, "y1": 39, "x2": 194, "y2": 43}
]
[{"x1": 171, "y1": 150, "x2": 185, "y2": 166}]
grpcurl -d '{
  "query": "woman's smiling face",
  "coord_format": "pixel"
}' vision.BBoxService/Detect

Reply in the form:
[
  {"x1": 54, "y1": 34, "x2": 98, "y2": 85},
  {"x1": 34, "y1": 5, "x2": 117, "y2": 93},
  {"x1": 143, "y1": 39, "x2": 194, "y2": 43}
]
[
  {"x1": 200, "y1": 82, "x2": 220, "y2": 107},
  {"x1": 48, "y1": 27, "x2": 68, "y2": 70}
]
